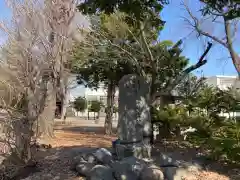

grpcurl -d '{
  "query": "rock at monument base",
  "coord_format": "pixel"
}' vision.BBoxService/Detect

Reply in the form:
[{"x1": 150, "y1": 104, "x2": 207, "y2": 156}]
[
  {"x1": 71, "y1": 155, "x2": 87, "y2": 170},
  {"x1": 158, "y1": 153, "x2": 177, "y2": 166},
  {"x1": 76, "y1": 162, "x2": 95, "y2": 177},
  {"x1": 87, "y1": 165, "x2": 115, "y2": 180},
  {"x1": 163, "y1": 167, "x2": 191, "y2": 180},
  {"x1": 87, "y1": 154, "x2": 97, "y2": 164},
  {"x1": 157, "y1": 154, "x2": 202, "y2": 180},
  {"x1": 139, "y1": 164, "x2": 164, "y2": 180},
  {"x1": 72, "y1": 152, "x2": 98, "y2": 170},
  {"x1": 111, "y1": 156, "x2": 147, "y2": 180},
  {"x1": 93, "y1": 148, "x2": 113, "y2": 165}
]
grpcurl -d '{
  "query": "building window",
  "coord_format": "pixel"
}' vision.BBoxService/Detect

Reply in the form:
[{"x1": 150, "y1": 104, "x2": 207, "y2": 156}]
[{"x1": 86, "y1": 95, "x2": 98, "y2": 101}]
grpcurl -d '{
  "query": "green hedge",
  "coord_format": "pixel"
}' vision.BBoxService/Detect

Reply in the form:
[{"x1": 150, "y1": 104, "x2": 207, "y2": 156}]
[{"x1": 151, "y1": 105, "x2": 240, "y2": 163}]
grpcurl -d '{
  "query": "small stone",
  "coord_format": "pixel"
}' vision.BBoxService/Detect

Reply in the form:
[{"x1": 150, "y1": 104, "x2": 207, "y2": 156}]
[
  {"x1": 139, "y1": 164, "x2": 164, "y2": 180},
  {"x1": 164, "y1": 167, "x2": 191, "y2": 180},
  {"x1": 158, "y1": 153, "x2": 177, "y2": 166},
  {"x1": 111, "y1": 156, "x2": 147, "y2": 180},
  {"x1": 76, "y1": 162, "x2": 95, "y2": 177},
  {"x1": 74, "y1": 155, "x2": 86, "y2": 163},
  {"x1": 71, "y1": 155, "x2": 87, "y2": 170},
  {"x1": 88, "y1": 165, "x2": 115, "y2": 180},
  {"x1": 87, "y1": 154, "x2": 97, "y2": 163}
]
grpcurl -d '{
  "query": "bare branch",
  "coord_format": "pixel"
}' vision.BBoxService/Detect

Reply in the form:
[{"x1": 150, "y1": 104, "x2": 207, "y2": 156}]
[
  {"x1": 0, "y1": 0, "x2": 85, "y2": 164},
  {"x1": 152, "y1": 41, "x2": 213, "y2": 99},
  {"x1": 182, "y1": 0, "x2": 228, "y2": 48}
]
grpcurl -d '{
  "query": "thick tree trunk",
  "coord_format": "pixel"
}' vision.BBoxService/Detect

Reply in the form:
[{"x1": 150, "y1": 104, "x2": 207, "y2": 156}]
[
  {"x1": 13, "y1": 118, "x2": 32, "y2": 164},
  {"x1": 13, "y1": 94, "x2": 35, "y2": 164},
  {"x1": 37, "y1": 81, "x2": 56, "y2": 138},
  {"x1": 104, "y1": 80, "x2": 115, "y2": 135}
]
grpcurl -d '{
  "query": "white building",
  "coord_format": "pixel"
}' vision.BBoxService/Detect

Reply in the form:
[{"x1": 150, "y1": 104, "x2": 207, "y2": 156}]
[
  {"x1": 205, "y1": 75, "x2": 240, "y2": 119},
  {"x1": 68, "y1": 81, "x2": 119, "y2": 118},
  {"x1": 205, "y1": 75, "x2": 239, "y2": 90},
  {"x1": 69, "y1": 83, "x2": 119, "y2": 103}
]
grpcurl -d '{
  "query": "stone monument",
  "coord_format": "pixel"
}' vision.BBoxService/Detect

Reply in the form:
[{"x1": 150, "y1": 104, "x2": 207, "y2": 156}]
[{"x1": 115, "y1": 74, "x2": 152, "y2": 160}]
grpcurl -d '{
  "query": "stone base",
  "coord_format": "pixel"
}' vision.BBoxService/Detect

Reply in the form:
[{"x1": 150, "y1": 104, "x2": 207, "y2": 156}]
[{"x1": 115, "y1": 143, "x2": 151, "y2": 160}]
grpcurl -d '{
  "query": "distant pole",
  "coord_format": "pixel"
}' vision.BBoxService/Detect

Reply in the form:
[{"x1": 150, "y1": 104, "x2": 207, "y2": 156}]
[{"x1": 87, "y1": 96, "x2": 89, "y2": 120}]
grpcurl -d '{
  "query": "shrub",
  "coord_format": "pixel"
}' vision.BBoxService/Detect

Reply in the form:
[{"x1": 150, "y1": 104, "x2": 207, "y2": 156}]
[
  {"x1": 151, "y1": 104, "x2": 240, "y2": 163},
  {"x1": 73, "y1": 97, "x2": 87, "y2": 112},
  {"x1": 151, "y1": 105, "x2": 189, "y2": 137},
  {"x1": 89, "y1": 100, "x2": 102, "y2": 112},
  {"x1": 206, "y1": 122, "x2": 240, "y2": 162},
  {"x1": 113, "y1": 106, "x2": 118, "y2": 113}
]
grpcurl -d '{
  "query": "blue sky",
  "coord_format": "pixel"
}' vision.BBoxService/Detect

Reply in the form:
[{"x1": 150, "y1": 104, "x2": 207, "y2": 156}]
[
  {"x1": 160, "y1": 0, "x2": 239, "y2": 76},
  {"x1": 0, "y1": 0, "x2": 238, "y2": 76}
]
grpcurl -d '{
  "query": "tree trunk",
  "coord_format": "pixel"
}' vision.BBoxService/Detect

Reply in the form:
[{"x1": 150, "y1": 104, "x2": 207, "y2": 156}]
[
  {"x1": 13, "y1": 94, "x2": 35, "y2": 164},
  {"x1": 37, "y1": 81, "x2": 56, "y2": 138},
  {"x1": 223, "y1": 18, "x2": 240, "y2": 75},
  {"x1": 104, "y1": 80, "x2": 115, "y2": 135},
  {"x1": 60, "y1": 74, "x2": 69, "y2": 122},
  {"x1": 60, "y1": 89, "x2": 68, "y2": 123},
  {"x1": 13, "y1": 118, "x2": 32, "y2": 164}
]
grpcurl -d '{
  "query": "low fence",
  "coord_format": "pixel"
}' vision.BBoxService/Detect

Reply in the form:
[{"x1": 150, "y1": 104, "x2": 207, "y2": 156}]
[{"x1": 220, "y1": 112, "x2": 240, "y2": 121}]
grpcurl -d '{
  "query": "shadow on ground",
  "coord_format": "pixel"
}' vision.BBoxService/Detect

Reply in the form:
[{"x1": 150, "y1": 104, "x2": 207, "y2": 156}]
[
  {"x1": 55, "y1": 126, "x2": 117, "y2": 135},
  {"x1": 17, "y1": 146, "x2": 107, "y2": 180},
  {"x1": 152, "y1": 140, "x2": 240, "y2": 179}
]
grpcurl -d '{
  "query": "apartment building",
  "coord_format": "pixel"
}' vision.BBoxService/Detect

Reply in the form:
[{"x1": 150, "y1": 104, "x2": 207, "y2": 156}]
[
  {"x1": 205, "y1": 75, "x2": 239, "y2": 90},
  {"x1": 205, "y1": 75, "x2": 240, "y2": 119}
]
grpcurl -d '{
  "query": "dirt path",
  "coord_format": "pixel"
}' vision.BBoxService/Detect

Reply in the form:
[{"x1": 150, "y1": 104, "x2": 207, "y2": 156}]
[
  {"x1": 19, "y1": 120, "x2": 239, "y2": 180},
  {"x1": 22, "y1": 130, "x2": 116, "y2": 180}
]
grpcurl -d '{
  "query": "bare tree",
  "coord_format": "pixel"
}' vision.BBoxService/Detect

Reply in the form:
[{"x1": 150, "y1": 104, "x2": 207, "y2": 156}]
[
  {"x1": 58, "y1": 12, "x2": 91, "y2": 123},
  {"x1": 0, "y1": 1, "x2": 87, "y2": 176},
  {"x1": 182, "y1": 0, "x2": 240, "y2": 75},
  {"x1": 0, "y1": 1, "x2": 50, "y2": 176},
  {"x1": 32, "y1": 0, "x2": 77, "y2": 137}
]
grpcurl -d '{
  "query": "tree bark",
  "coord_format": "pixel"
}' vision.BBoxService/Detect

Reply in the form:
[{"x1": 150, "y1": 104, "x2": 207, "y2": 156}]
[
  {"x1": 60, "y1": 87, "x2": 68, "y2": 122},
  {"x1": 12, "y1": 91, "x2": 36, "y2": 164},
  {"x1": 60, "y1": 72, "x2": 69, "y2": 122},
  {"x1": 104, "y1": 80, "x2": 115, "y2": 135},
  {"x1": 223, "y1": 17, "x2": 240, "y2": 75},
  {"x1": 37, "y1": 81, "x2": 56, "y2": 138},
  {"x1": 13, "y1": 118, "x2": 32, "y2": 164}
]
